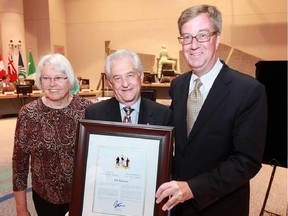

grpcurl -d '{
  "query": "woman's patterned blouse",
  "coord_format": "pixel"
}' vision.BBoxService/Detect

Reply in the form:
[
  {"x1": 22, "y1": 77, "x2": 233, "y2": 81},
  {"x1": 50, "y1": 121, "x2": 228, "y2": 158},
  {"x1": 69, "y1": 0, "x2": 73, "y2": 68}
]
[{"x1": 12, "y1": 95, "x2": 92, "y2": 204}]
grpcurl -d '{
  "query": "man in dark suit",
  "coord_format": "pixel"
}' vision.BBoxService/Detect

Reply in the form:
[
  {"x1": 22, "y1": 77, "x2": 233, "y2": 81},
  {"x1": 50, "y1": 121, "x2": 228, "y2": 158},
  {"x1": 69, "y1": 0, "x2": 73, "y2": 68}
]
[
  {"x1": 155, "y1": 5, "x2": 267, "y2": 216},
  {"x1": 85, "y1": 49, "x2": 172, "y2": 126}
]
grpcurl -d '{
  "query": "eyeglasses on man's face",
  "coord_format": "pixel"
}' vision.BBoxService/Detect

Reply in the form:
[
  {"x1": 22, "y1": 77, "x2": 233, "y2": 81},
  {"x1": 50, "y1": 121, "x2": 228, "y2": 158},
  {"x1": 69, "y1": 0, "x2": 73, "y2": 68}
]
[
  {"x1": 178, "y1": 31, "x2": 218, "y2": 45},
  {"x1": 41, "y1": 76, "x2": 68, "y2": 84}
]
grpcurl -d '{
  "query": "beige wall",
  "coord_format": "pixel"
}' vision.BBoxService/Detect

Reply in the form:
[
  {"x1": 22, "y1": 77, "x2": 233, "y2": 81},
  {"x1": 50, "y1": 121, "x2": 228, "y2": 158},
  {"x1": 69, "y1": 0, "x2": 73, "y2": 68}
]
[
  {"x1": 23, "y1": 0, "x2": 67, "y2": 69},
  {"x1": 0, "y1": 0, "x2": 66, "y2": 78},
  {"x1": 23, "y1": 0, "x2": 50, "y2": 68},
  {"x1": 49, "y1": 0, "x2": 67, "y2": 55},
  {"x1": 0, "y1": 0, "x2": 27, "y2": 68},
  {"x1": 64, "y1": 0, "x2": 287, "y2": 89},
  {"x1": 1, "y1": 0, "x2": 287, "y2": 89}
]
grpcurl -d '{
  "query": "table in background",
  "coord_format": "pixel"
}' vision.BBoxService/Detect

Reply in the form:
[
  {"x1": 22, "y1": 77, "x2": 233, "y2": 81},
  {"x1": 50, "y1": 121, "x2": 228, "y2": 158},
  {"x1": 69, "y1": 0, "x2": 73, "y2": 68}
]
[
  {"x1": 141, "y1": 83, "x2": 170, "y2": 99},
  {"x1": 0, "y1": 91, "x2": 99, "y2": 117}
]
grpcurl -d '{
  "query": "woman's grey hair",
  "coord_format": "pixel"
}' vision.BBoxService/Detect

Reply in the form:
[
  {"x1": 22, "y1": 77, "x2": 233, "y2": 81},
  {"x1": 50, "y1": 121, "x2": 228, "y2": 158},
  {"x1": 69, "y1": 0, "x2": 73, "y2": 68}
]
[
  {"x1": 177, "y1": 4, "x2": 222, "y2": 35},
  {"x1": 35, "y1": 53, "x2": 76, "y2": 90},
  {"x1": 104, "y1": 49, "x2": 143, "y2": 80}
]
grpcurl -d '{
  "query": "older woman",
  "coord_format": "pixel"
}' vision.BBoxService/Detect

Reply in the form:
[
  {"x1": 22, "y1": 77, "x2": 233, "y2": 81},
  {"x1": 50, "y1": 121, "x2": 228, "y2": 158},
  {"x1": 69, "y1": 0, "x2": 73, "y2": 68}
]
[{"x1": 12, "y1": 53, "x2": 92, "y2": 216}]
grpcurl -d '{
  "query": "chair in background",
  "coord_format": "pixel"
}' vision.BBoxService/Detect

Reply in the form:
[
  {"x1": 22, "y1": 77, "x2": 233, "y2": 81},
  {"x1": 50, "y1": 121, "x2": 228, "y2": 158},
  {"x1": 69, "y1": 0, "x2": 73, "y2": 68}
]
[
  {"x1": 141, "y1": 89, "x2": 156, "y2": 101},
  {"x1": 24, "y1": 79, "x2": 35, "y2": 85},
  {"x1": 157, "y1": 59, "x2": 178, "y2": 83},
  {"x1": 80, "y1": 79, "x2": 90, "y2": 90}
]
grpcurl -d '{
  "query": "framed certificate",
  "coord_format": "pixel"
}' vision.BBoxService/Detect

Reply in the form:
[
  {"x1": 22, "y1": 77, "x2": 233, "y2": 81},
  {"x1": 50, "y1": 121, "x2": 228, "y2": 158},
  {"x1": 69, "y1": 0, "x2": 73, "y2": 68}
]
[{"x1": 69, "y1": 119, "x2": 174, "y2": 216}]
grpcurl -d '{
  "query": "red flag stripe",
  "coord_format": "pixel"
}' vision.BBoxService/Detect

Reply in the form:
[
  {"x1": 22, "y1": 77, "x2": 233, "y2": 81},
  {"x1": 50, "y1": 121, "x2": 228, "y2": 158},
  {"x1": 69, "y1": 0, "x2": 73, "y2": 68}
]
[
  {"x1": 0, "y1": 54, "x2": 6, "y2": 78},
  {"x1": 7, "y1": 51, "x2": 18, "y2": 82}
]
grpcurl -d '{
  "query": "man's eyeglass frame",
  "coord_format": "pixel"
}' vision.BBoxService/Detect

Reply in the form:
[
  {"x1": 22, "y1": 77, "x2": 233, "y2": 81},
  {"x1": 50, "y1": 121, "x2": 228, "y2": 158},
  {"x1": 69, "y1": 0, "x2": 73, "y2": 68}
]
[{"x1": 178, "y1": 31, "x2": 218, "y2": 45}]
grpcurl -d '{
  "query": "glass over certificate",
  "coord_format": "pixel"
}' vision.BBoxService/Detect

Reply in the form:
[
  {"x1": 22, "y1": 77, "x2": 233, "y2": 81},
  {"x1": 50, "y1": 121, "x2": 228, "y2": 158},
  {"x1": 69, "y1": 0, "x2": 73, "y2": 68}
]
[
  {"x1": 83, "y1": 135, "x2": 159, "y2": 216},
  {"x1": 69, "y1": 120, "x2": 174, "y2": 216}
]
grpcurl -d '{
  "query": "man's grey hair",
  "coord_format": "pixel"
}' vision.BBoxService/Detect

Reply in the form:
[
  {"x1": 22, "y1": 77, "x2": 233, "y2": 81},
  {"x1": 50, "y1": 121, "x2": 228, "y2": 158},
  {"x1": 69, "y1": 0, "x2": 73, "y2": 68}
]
[{"x1": 104, "y1": 49, "x2": 143, "y2": 80}]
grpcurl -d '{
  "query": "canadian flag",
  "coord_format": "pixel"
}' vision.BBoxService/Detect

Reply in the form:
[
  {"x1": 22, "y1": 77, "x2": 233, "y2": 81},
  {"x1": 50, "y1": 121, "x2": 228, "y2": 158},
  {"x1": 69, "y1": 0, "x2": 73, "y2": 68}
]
[{"x1": 0, "y1": 54, "x2": 6, "y2": 78}]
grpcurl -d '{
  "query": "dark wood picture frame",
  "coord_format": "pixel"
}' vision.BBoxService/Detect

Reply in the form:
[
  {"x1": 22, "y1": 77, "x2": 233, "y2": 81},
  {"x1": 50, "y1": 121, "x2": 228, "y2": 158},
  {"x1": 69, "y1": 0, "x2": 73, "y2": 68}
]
[{"x1": 69, "y1": 119, "x2": 174, "y2": 216}]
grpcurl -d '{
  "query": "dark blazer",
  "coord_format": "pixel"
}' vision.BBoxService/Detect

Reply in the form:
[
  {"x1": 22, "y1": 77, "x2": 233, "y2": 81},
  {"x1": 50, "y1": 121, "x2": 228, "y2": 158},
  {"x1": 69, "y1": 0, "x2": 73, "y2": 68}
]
[
  {"x1": 85, "y1": 97, "x2": 172, "y2": 126},
  {"x1": 170, "y1": 62, "x2": 267, "y2": 216}
]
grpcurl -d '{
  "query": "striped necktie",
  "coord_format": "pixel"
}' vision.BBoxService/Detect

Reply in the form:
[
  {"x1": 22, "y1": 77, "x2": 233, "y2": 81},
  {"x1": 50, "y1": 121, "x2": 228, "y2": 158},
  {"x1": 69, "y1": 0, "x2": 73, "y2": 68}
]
[
  {"x1": 187, "y1": 78, "x2": 203, "y2": 135},
  {"x1": 123, "y1": 106, "x2": 134, "y2": 123}
]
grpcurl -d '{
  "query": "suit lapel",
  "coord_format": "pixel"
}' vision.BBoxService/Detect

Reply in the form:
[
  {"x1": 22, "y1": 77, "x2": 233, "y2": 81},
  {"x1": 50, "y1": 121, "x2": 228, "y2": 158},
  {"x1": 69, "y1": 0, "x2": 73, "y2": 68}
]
[
  {"x1": 138, "y1": 98, "x2": 153, "y2": 124},
  {"x1": 170, "y1": 72, "x2": 191, "y2": 148},
  {"x1": 105, "y1": 97, "x2": 122, "y2": 122}
]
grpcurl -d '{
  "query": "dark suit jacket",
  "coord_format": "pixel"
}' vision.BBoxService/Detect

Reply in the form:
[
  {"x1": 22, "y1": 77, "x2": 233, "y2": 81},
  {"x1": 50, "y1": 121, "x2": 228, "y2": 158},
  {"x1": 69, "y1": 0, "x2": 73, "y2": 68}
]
[
  {"x1": 85, "y1": 97, "x2": 172, "y2": 126},
  {"x1": 170, "y1": 62, "x2": 267, "y2": 216}
]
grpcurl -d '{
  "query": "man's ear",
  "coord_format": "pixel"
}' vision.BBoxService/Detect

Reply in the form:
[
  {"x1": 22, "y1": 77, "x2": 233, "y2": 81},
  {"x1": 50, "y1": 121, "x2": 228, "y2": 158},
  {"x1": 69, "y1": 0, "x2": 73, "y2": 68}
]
[
  {"x1": 140, "y1": 72, "x2": 144, "y2": 82},
  {"x1": 215, "y1": 33, "x2": 221, "y2": 50}
]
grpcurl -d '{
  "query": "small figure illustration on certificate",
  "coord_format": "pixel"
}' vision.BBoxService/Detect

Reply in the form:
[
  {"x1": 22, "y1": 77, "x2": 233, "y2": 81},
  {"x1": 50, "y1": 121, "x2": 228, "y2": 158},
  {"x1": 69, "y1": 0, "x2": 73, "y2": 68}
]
[{"x1": 115, "y1": 153, "x2": 130, "y2": 169}]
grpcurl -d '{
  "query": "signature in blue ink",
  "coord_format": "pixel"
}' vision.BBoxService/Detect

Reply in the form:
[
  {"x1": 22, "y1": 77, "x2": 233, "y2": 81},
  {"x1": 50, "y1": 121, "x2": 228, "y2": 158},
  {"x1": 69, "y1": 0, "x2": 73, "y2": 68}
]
[{"x1": 113, "y1": 200, "x2": 125, "y2": 209}]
